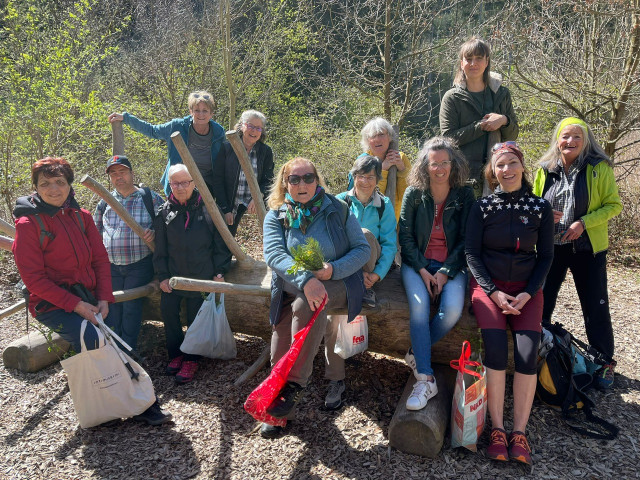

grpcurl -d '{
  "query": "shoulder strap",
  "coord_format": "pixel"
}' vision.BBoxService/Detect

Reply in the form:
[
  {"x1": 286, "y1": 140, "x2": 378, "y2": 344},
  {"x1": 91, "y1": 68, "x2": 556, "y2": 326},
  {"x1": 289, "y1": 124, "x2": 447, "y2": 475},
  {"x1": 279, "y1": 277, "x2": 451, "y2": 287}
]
[
  {"x1": 74, "y1": 210, "x2": 85, "y2": 233},
  {"x1": 329, "y1": 195, "x2": 349, "y2": 226},
  {"x1": 377, "y1": 198, "x2": 385, "y2": 220},
  {"x1": 345, "y1": 194, "x2": 385, "y2": 220},
  {"x1": 32, "y1": 213, "x2": 54, "y2": 249},
  {"x1": 140, "y1": 186, "x2": 156, "y2": 219},
  {"x1": 97, "y1": 199, "x2": 107, "y2": 215}
]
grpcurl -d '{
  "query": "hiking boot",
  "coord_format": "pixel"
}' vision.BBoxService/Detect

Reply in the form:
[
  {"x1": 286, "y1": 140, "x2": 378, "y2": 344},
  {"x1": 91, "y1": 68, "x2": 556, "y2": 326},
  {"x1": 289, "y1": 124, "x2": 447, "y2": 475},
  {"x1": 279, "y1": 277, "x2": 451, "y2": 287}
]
[
  {"x1": 596, "y1": 361, "x2": 616, "y2": 390},
  {"x1": 266, "y1": 382, "x2": 305, "y2": 418},
  {"x1": 325, "y1": 380, "x2": 345, "y2": 410},
  {"x1": 175, "y1": 360, "x2": 198, "y2": 384},
  {"x1": 260, "y1": 422, "x2": 285, "y2": 439},
  {"x1": 487, "y1": 428, "x2": 509, "y2": 462},
  {"x1": 133, "y1": 400, "x2": 173, "y2": 426},
  {"x1": 166, "y1": 355, "x2": 184, "y2": 375},
  {"x1": 404, "y1": 347, "x2": 418, "y2": 378},
  {"x1": 362, "y1": 289, "x2": 377, "y2": 307},
  {"x1": 405, "y1": 375, "x2": 437, "y2": 411},
  {"x1": 508, "y1": 431, "x2": 532, "y2": 465}
]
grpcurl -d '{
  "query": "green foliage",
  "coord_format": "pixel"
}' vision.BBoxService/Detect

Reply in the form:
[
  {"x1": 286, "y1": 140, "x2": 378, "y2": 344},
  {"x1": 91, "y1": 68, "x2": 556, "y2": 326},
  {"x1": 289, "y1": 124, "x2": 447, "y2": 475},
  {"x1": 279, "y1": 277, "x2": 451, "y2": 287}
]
[
  {"x1": 286, "y1": 237, "x2": 325, "y2": 275},
  {"x1": 30, "y1": 322, "x2": 76, "y2": 360}
]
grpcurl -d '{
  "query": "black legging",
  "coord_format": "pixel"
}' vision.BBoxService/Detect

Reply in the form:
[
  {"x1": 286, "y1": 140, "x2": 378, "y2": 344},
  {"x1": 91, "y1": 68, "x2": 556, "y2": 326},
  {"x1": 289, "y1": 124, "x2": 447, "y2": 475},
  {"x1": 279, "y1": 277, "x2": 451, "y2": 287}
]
[{"x1": 482, "y1": 329, "x2": 541, "y2": 375}]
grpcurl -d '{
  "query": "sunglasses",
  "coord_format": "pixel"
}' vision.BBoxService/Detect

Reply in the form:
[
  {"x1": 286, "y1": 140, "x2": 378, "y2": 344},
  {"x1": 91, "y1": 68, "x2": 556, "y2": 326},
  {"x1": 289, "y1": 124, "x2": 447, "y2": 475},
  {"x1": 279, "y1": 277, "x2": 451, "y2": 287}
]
[
  {"x1": 492, "y1": 141, "x2": 520, "y2": 151},
  {"x1": 287, "y1": 173, "x2": 316, "y2": 185},
  {"x1": 192, "y1": 93, "x2": 211, "y2": 100}
]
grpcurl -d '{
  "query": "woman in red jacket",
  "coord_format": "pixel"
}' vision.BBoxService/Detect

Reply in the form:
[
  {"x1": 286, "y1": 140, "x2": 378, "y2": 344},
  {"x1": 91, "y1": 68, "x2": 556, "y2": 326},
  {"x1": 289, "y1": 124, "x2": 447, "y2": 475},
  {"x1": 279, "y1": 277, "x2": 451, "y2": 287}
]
[{"x1": 12, "y1": 157, "x2": 170, "y2": 426}]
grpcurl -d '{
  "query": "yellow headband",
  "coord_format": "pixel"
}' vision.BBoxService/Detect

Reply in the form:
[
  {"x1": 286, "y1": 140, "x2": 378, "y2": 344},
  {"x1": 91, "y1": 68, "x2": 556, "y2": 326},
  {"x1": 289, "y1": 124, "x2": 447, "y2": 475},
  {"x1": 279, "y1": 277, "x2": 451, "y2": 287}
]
[{"x1": 557, "y1": 117, "x2": 588, "y2": 139}]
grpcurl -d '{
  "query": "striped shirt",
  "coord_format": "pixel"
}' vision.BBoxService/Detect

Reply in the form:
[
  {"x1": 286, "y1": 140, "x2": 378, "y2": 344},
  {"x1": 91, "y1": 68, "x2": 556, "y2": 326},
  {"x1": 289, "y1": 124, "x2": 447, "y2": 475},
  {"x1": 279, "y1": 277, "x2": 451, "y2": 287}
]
[
  {"x1": 548, "y1": 157, "x2": 584, "y2": 245},
  {"x1": 94, "y1": 188, "x2": 164, "y2": 265}
]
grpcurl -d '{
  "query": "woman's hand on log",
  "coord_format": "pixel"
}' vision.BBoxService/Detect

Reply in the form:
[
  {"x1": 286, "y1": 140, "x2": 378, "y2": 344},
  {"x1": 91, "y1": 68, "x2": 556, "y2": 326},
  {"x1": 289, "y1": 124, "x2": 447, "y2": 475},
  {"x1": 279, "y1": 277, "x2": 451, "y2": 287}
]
[
  {"x1": 382, "y1": 150, "x2": 404, "y2": 171},
  {"x1": 313, "y1": 262, "x2": 333, "y2": 281},
  {"x1": 490, "y1": 290, "x2": 520, "y2": 315},
  {"x1": 213, "y1": 274, "x2": 225, "y2": 282},
  {"x1": 108, "y1": 112, "x2": 124, "y2": 123},
  {"x1": 363, "y1": 272, "x2": 380, "y2": 289},
  {"x1": 303, "y1": 278, "x2": 327, "y2": 311},
  {"x1": 160, "y1": 279, "x2": 172, "y2": 293},
  {"x1": 74, "y1": 301, "x2": 100, "y2": 324}
]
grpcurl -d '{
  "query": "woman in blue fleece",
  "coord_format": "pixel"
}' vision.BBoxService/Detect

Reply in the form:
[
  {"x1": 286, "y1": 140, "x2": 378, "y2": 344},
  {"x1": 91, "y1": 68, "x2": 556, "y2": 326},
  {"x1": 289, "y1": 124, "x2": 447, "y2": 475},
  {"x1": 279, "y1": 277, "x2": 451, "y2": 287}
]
[
  {"x1": 260, "y1": 157, "x2": 370, "y2": 438},
  {"x1": 108, "y1": 90, "x2": 225, "y2": 196}
]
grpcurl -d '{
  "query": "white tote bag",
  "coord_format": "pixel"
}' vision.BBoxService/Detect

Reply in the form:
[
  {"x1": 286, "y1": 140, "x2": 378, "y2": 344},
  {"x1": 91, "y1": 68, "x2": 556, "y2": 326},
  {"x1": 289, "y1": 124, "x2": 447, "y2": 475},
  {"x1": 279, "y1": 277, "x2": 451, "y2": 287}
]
[
  {"x1": 181, "y1": 293, "x2": 237, "y2": 359},
  {"x1": 334, "y1": 314, "x2": 368, "y2": 359},
  {"x1": 60, "y1": 320, "x2": 155, "y2": 428}
]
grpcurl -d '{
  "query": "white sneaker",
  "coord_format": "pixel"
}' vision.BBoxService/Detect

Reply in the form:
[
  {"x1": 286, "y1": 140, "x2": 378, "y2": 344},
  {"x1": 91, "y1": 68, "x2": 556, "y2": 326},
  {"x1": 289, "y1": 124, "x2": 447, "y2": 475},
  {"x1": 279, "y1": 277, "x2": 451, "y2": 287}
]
[
  {"x1": 405, "y1": 376, "x2": 438, "y2": 411},
  {"x1": 404, "y1": 347, "x2": 418, "y2": 379}
]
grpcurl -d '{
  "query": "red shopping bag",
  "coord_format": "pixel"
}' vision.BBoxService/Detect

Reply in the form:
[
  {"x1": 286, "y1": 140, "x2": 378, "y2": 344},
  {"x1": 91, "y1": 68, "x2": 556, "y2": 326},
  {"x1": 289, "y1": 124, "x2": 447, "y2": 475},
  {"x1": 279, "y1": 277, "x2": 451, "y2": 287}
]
[
  {"x1": 244, "y1": 296, "x2": 327, "y2": 427},
  {"x1": 450, "y1": 340, "x2": 487, "y2": 451}
]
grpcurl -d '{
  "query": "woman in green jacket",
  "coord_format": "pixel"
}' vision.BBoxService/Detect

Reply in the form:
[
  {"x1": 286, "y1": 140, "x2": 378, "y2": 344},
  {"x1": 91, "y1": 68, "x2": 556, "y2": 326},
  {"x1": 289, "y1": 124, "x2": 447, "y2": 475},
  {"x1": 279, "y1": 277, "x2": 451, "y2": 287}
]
[{"x1": 533, "y1": 117, "x2": 622, "y2": 389}]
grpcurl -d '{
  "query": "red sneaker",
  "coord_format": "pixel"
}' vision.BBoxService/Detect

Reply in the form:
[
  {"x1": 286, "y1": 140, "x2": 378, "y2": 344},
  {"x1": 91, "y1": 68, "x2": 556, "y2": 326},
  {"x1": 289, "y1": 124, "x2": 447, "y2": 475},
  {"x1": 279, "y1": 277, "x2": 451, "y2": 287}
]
[
  {"x1": 175, "y1": 360, "x2": 198, "y2": 384},
  {"x1": 487, "y1": 428, "x2": 509, "y2": 461},
  {"x1": 166, "y1": 355, "x2": 184, "y2": 375},
  {"x1": 509, "y1": 431, "x2": 532, "y2": 465}
]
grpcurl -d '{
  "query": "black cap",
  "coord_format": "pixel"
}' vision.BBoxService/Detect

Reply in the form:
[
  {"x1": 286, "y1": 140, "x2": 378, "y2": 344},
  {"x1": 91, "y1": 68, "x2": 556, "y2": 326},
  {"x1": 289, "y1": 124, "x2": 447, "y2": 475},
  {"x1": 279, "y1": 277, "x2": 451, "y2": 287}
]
[{"x1": 105, "y1": 155, "x2": 132, "y2": 173}]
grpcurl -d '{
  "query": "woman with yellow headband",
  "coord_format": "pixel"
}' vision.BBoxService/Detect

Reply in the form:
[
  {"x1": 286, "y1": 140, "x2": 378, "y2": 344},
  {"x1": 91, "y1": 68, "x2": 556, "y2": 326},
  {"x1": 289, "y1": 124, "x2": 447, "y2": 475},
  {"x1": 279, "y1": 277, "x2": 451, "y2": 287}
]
[{"x1": 533, "y1": 117, "x2": 622, "y2": 389}]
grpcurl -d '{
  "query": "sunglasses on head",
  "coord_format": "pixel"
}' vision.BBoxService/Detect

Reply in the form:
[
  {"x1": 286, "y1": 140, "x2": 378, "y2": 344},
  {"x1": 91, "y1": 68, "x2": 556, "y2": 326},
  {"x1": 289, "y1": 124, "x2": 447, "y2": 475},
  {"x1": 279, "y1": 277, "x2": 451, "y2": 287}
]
[
  {"x1": 287, "y1": 173, "x2": 316, "y2": 185},
  {"x1": 192, "y1": 93, "x2": 211, "y2": 100},
  {"x1": 492, "y1": 141, "x2": 520, "y2": 151}
]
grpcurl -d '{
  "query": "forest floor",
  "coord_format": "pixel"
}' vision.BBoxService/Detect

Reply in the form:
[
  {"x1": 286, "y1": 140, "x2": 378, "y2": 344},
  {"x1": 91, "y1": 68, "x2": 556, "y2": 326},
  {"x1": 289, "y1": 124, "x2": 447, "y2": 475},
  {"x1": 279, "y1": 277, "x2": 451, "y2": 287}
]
[{"x1": 1, "y1": 217, "x2": 639, "y2": 480}]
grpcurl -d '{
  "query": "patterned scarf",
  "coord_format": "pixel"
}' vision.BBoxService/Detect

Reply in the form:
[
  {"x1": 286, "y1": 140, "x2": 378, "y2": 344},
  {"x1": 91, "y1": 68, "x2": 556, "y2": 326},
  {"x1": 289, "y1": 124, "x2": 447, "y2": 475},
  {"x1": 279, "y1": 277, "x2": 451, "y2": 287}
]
[
  {"x1": 168, "y1": 190, "x2": 202, "y2": 230},
  {"x1": 283, "y1": 186, "x2": 325, "y2": 234}
]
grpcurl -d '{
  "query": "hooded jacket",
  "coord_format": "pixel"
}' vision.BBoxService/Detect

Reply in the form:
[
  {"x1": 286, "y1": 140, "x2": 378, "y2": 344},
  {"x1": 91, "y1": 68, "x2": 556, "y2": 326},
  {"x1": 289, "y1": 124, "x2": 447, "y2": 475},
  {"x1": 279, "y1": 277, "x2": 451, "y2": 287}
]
[{"x1": 12, "y1": 194, "x2": 115, "y2": 317}]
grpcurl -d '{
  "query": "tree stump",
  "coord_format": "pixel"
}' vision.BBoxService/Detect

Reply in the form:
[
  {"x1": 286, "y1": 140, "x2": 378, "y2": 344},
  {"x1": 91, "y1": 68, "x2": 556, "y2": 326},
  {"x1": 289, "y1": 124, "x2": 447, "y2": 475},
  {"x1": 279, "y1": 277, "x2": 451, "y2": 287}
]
[{"x1": 3, "y1": 331, "x2": 70, "y2": 373}]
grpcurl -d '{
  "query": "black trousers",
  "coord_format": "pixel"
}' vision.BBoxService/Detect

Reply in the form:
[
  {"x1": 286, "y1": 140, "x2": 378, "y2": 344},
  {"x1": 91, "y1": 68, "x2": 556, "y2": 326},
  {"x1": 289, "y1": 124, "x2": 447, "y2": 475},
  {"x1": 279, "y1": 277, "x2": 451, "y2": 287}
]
[
  {"x1": 160, "y1": 291, "x2": 205, "y2": 361},
  {"x1": 227, "y1": 204, "x2": 248, "y2": 237},
  {"x1": 542, "y1": 244, "x2": 614, "y2": 359}
]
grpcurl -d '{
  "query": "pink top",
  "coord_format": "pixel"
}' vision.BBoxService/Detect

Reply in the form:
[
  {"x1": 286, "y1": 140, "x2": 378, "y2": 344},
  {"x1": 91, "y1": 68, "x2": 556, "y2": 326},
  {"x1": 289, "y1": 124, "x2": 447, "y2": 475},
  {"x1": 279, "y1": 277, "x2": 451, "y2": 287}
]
[{"x1": 424, "y1": 202, "x2": 448, "y2": 263}]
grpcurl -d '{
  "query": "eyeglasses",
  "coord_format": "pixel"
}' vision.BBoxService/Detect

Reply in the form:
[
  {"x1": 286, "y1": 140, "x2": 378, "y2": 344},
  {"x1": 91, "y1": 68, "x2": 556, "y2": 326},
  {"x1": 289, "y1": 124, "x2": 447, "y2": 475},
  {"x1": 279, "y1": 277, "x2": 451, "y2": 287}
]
[
  {"x1": 492, "y1": 141, "x2": 520, "y2": 151},
  {"x1": 287, "y1": 173, "x2": 316, "y2": 185},
  {"x1": 428, "y1": 160, "x2": 452, "y2": 169},
  {"x1": 244, "y1": 122, "x2": 263, "y2": 133},
  {"x1": 169, "y1": 180, "x2": 194, "y2": 189},
  {"x1": 355, "y1": 174, "x2": 377, "y2": 182},
  {"x1": 192, "y1": 93, "x2": 211, "y2": 100}
]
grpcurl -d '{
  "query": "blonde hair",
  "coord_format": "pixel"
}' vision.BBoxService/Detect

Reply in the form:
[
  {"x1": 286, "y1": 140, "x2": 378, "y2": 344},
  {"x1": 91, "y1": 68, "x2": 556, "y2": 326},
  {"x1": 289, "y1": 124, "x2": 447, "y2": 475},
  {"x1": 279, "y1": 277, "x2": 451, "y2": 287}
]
[
  {"x1": 187, "y1": 90, "x2": 216, "y2": 113},
  {"x1": 267, "y1": 157, "x2": 328, "y2": 210}
]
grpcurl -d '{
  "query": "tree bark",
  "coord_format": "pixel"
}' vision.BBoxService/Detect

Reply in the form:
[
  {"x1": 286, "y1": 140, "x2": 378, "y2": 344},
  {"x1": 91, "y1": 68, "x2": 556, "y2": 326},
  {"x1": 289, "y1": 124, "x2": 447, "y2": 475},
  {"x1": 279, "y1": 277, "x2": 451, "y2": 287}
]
[{"x1": 111, "y1": 120, "x2": 125, "y2": 156}]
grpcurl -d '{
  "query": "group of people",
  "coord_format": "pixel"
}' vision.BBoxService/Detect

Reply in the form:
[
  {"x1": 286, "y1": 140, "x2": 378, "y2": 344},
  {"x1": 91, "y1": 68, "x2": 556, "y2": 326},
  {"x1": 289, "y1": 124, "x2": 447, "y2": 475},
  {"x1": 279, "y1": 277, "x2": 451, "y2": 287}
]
[{"x1": 11, "y1": 36, "x2": 621, "y2": 466}]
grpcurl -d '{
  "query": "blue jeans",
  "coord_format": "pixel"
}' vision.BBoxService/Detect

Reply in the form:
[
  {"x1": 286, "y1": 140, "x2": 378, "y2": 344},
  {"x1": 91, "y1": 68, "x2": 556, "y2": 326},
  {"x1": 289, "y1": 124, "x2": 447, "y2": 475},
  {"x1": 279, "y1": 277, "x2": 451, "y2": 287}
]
[
  {"x1": 37, "y1": 309, "x2": 101, "y2": 353},
  {"x1": 401, "y1": 262, "x2": 467, "y2": 376},
  {"x1": 106, "y1": 255, "x2": 154, "y2": 350}
]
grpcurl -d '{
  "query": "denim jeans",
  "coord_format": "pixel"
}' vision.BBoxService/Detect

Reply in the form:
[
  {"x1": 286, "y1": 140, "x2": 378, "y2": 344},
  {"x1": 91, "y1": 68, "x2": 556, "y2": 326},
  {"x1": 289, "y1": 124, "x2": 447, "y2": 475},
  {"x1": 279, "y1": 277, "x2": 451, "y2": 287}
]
[
  {"x1": 401, "y1": 262, "x2": 467, "y2": 376},
  {"x1": 37, "y1": 309, "x2": 101, "y2": 353},
  {"x1": 106, "y1": 255, "x2": 154, "y2": 350}
]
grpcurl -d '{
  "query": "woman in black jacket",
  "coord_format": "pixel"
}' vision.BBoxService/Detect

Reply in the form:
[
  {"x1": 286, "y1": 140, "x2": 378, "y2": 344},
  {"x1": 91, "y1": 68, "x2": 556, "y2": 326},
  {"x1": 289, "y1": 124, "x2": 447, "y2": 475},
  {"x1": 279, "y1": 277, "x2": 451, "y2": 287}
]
[{"x1": 465, "y1": 142, "x2": 553, "y2": 465}]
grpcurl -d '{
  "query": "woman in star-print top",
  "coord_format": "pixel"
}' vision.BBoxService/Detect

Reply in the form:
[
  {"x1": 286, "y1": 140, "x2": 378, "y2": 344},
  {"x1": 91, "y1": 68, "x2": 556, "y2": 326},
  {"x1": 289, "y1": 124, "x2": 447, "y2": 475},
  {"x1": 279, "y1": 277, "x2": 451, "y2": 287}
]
[{"x1": 465, "y1": 142, "x2": 553, "y2": 465}]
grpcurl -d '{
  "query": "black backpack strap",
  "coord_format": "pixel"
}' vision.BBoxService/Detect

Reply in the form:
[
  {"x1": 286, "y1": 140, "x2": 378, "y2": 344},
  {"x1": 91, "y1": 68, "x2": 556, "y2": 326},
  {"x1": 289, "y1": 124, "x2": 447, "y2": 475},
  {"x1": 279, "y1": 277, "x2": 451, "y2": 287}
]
[
  {"x1": 74, "y1": 210, "x2": 85, "y2": 234},
  {"x1": 345, "y1": 194, "x2": 385, "y2": 220},
  {"x1": 32, "y1": 213, "x2": 54, "y2": 249},
  {"x1": 140, "y1": 186, "x2": 156, "y2": 220}
]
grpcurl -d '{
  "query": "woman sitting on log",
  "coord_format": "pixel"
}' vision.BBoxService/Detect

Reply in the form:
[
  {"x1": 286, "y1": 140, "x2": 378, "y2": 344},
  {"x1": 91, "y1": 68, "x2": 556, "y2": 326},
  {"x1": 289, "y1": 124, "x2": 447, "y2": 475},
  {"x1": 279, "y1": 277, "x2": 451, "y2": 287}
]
[
  {"x1": 261, "y1": 157, "x2": 371, "y2": 438},
  {"x1": 398, "y1": 137, "x2": 474, "y2": 411},
  {"x1": 153, "y1": 164, "x2": 230, "y2": 384},
  {"x1": 322, "y1": 154, "x2": 397, "y2": 409},
  {"x1": 12, "y1": 157, "x2": 171, "y2": 425},
  {"x1": 212, "y1": 109, "x2": 274, "y2": 236},
  {"x1": 465, "y1": 142, "x2": 554, "y2": 464},
  {"x1": 108, "y1": 90, "x2": 225, "y2": 196}
]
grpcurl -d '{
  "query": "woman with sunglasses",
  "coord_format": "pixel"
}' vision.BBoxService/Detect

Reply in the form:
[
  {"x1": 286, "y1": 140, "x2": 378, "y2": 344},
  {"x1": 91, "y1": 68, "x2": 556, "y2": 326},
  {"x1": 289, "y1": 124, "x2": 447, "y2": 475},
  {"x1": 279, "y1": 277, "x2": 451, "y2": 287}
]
[
  {"x1": 399, "y1": 137, "x2": 474, "y2": 411},
  {"x1": 108, "y1": 90, "x2": 225, "y2": 196},
  {"x1": 440, "y1": 37, "x2": 519, "y2": 196},
  {"x1": 260, "y1": 157, "x2": 370, "y2": 438},
  {"x1": 465, "y1": 142, "x2": 554, "y2": 464},
  {"x1": 153, "y1": 164, "x2": 230, "y2": 384},
  {"x1": 212, "y1": 110, "x2": 274, "y2": 236},
  {"x1": 533, "y1": 118, "x2": 622, "y2": 389}
]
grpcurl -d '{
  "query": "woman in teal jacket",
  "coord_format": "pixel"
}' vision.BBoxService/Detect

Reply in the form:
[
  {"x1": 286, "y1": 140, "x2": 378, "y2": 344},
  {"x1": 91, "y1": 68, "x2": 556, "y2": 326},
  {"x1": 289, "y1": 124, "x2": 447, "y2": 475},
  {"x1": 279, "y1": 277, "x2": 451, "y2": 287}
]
[
  {"x1": 108, "y1": 90, "x2": 225, "y2": 196},
  {"x1": 533, "y1": 117, "x2": 622, "y2": 389}
]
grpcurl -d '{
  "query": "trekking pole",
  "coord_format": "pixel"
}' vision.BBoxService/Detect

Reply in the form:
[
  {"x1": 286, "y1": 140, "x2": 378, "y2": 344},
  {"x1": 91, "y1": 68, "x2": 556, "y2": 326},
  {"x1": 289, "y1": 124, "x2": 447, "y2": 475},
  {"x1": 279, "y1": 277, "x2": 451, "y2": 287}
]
[{"x1": 94, "y1": 313, "x2": 140, "y2": 381}]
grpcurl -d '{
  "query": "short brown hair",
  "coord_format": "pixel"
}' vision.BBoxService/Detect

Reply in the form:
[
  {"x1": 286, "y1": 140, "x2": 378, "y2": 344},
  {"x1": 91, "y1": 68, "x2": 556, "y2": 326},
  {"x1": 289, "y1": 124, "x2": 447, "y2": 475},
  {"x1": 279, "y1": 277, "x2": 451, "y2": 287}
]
[
  {"x1": 454, "y1": 37, "x2": 491, "y2": 86},
  {"x1": 31, "y1": 157, "x2": 74, "y2": 186},
  {"x1": 188, "y1": 90, "x2": 216, "y2": 113}
]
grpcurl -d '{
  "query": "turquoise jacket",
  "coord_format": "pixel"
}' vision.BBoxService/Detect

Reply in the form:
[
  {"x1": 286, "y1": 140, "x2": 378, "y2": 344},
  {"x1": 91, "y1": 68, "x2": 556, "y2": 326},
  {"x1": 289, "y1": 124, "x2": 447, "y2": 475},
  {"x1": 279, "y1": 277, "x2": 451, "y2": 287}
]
[
  {"x1": 533, "y1": 156, "x2": 622, "y2": 253},
  {"x1": 122, "y1": 113, "x2": 226, "y2": 195},
  {"x1": 336, "y1": 189, "x2": 397, "y2": 280}
]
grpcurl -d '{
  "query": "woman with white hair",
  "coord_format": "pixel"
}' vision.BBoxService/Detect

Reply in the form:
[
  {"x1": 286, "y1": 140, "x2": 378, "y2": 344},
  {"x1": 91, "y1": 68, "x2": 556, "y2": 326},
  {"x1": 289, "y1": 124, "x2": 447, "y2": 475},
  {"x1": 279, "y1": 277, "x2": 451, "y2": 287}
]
[
  {"x1": 153, "y1": 164, "x2": 230, "y2": 384},
  {"x1": 533, "y1": 117, "x2": 622, "y2": 389},
  {"x1": 212, "y1": 109, "x2": 274, "y2": 235}
]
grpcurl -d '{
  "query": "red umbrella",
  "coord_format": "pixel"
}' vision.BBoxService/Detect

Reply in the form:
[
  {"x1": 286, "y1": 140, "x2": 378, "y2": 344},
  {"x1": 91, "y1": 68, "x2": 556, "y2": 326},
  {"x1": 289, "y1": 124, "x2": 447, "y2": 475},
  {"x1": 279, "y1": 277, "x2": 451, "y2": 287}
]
[{"x1": 244, "y1": 295, "x2": 327, "y2": 427}]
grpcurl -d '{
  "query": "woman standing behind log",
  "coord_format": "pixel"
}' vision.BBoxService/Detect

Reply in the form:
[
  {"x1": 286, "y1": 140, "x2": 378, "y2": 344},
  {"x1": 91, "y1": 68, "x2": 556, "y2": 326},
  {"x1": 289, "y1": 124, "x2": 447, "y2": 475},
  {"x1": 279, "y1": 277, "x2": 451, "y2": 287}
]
[
  {"x1": 108, "y1": 90, "x2": 225, "y2": 196},
  {"x1": 440, "y1": 37, "x2": 518, "y2": 196},
  {"x1": 465, "y1": 143, "x2": 554, "y2": 464},
  {"x1": 12, "y1": 157, "x2": 171, "y2": 426},
  {"x1": 261, "y1": 157, "x2": 370, "y2": 439},
  {"x1": 398, "y1": 137, "x2": 474, "y2": 411}
]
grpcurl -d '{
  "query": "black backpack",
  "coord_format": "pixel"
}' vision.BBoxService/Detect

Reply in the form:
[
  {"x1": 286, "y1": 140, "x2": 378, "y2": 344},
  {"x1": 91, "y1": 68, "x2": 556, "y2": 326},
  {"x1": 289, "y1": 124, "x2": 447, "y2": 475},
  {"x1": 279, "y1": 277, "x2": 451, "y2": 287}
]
[
  {"x1": 97, "y1": 186, "x2": 156, "y2": 221},
  {"x1": 536, "y1": 323, "x2": 619, "y2": 440}
]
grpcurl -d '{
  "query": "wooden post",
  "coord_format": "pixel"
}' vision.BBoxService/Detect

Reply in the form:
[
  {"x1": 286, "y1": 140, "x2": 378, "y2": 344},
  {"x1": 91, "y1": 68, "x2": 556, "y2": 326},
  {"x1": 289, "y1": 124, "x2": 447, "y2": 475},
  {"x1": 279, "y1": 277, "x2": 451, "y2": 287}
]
[
  {"x1": 234, "y1": 345, "x2": 270, "y2": 386},
  {"x1": 169, "y1": 131, "x2": 253, "y2": 265},
  {"x1": 112, "y1": 120, "x2": 125, "y2": 156},
  {"x1": 0, "y1": 300, "x2": 25, "y2": 321},
  {"x1": 225, "y1": 130, "x2": 267, "y2": 228},
  {"x1": 0, "y1": 235, "x2": 12, "y2": 251},
  {"x1": 79, "y1": 175, "x2": 155, "y2": 251},
  {"x1": 385, "y1": 166, "x2": 397, "y2": 211},
  {"x1": 169, "y1": 276, "x2": 269, "y2": 297},
  {"x1": 0, "y1": 217, "x2": 15, "y2": 237}
]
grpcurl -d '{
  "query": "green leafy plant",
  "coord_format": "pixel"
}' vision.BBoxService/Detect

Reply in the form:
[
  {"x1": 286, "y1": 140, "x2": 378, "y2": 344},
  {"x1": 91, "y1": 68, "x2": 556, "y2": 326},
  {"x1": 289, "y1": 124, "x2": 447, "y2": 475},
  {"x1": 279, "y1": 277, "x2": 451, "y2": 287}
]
[
  {"x1": 286, "y1": 237, "x2": 324, "y2": 275},
  {"x1": 30, "y1": 322, "x2": 76, "y2": 360}
]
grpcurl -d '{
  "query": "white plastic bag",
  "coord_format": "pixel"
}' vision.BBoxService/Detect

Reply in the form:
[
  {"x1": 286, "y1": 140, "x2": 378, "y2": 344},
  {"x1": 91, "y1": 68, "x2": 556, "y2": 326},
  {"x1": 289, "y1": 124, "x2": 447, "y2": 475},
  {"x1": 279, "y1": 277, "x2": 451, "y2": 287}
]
[
  {"x1": 334, "y1": 314, "x2": 368, "y2": 359},
  {"x1": 181, "y1": 293, "x2": 236, "y2": 359}
]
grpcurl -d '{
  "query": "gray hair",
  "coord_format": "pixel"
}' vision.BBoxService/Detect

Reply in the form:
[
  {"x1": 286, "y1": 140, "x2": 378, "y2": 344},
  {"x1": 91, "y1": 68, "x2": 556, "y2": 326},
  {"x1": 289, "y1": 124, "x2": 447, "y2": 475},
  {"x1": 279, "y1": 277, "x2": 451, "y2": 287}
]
[
  {"x1": 234, "y1": 109, "x2": 267, "y2": 142},
  {"x1": 360, "y1": 117, "x2": 399, "y2": 152},
  {"x1": 408, "y1": 136, "x2": 469, "y2": 190},
  {"x1": 168, "y1": 163, "x2": 191, "y2": 180},
  {"x1": 539, "y1": 119, "x2": 612, "y2": 168},
  {"x1": 350, "y1": 154, "x2": 382, "y2": 182}
]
